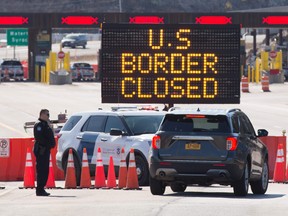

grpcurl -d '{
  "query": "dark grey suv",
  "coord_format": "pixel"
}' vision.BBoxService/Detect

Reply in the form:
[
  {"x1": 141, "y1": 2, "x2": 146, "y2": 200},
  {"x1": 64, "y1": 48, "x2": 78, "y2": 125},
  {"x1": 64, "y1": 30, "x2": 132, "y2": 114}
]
[
  {"x1": 0, "y1": 59, "x2": 24, "y2": 81},
  {"x1": 61, "y1": 34, "x2": 87, "y2": 49},
  {"x1": 149, "y1": 108, "x2": 269, "y2": 196}
]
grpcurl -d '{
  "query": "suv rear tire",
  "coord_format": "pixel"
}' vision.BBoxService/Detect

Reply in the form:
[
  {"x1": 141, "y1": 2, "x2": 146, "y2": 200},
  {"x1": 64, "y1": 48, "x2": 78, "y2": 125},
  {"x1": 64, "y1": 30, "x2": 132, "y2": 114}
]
[
  {"x1": 250, "y1": 159, "x2": 269, "y2": 194},
  {"x1": 170, "y1": 182, "x2": 187, "y2": 192},
  {"x1": 149, "y1": 175, "x2": 165, "y2": 195},
  {"x1": 135, "y1": 155, "x2": 149, "y2": 186},
  {"x1": 233, "y1": 162, "x2": 249, "y2": 196}
]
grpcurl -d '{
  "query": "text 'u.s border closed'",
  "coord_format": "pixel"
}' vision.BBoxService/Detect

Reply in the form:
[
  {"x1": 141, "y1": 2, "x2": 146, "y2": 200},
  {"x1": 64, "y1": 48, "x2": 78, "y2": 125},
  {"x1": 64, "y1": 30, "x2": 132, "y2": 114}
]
[{"x1": 101, "y1": 24, "x2": 240, "y2": 104}]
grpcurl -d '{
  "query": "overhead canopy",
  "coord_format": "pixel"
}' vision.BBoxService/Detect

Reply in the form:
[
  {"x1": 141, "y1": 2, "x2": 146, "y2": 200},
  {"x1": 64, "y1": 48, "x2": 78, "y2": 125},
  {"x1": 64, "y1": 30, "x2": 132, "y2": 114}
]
[{"x1": 0, "y1": 0, "x2": 288, "y2": 13}]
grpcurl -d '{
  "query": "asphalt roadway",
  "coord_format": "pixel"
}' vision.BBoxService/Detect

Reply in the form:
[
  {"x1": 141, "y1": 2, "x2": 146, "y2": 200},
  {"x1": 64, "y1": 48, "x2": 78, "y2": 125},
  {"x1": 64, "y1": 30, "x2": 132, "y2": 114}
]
[
  {"x1": 0, "y1": 82, "x2": 287, "y2": 138},
  {"x1": 0, "y1": 82, "x2": 288, "y2": 215},
  {"x1": 0, "y1": 181, "x2": 288, "y2": 216}
]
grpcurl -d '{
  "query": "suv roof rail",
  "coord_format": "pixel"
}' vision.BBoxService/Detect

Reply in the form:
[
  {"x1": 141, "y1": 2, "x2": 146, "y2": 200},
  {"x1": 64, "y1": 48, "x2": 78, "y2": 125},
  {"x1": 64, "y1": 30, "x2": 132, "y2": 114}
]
[
  {"x1": 138, "y1": 105, "x2": 159, "y2": 111},
  {"x1": 168, "y1": 107, "x2": 181, "y2": 112},
  {"x1": 227, "y1": 108, "x2": 241, "y2": 113},
  {"x1": 111, "y1": 106, "x2": 138, "y2": 112},
  {"x1": 2, "y1": 58, "x2": 19, "y2": 61}
]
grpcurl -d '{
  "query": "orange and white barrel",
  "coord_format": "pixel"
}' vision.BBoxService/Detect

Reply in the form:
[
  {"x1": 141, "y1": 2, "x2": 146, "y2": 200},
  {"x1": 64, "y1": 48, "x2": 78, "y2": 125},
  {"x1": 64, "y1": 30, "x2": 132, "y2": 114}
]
[
  {"x1": 241, "y1": 76, "x2": 249, "y2": 93},
  {"x1": 261, "y1": 75, "x2": 270, "y2": 92}
]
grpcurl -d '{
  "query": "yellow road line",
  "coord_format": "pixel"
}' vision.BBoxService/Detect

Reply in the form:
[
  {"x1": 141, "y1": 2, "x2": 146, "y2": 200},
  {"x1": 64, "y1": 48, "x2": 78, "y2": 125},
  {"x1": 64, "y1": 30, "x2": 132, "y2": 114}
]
[{"x1": 0, "y1": 122, "x2": 29, "y2": 137}]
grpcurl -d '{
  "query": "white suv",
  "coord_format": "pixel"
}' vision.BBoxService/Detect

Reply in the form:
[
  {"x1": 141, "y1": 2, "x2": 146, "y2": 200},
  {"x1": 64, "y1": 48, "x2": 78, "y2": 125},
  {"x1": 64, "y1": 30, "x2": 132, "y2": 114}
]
[{"x1": 56, "y1": 108, "x2": 165, "y2": 185}]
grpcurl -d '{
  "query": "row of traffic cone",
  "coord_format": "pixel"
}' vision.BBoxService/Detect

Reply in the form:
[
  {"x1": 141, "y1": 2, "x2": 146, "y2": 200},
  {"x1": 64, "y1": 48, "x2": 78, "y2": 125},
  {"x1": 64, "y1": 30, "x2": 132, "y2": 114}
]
[
  {"x1": 65, "y1": 147, "x2": 140, "y2": 189},
  {"x1": 23, "y1": 143, "x2": 288, "y2": 187},
  {"x1": 22, "y1": 146, "x2": 140, "y2": 189}
]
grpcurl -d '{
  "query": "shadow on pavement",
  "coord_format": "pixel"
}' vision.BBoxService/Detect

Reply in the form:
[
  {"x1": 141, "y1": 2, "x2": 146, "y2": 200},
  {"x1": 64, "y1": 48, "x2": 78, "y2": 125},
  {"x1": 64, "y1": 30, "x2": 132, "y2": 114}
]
[
  {"x1": 48, "y1": 195, "x2": 77, "y2": 198},
  {"x1": 164, "y1": 191, "x2": 285, "y2": 199}
]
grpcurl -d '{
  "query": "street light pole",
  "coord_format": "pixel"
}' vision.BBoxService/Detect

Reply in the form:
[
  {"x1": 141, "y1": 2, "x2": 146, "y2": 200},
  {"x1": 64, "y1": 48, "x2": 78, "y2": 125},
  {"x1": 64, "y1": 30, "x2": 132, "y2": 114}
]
[{"x1": 119, "y1": 0, "x2": 122, "y2": 12}]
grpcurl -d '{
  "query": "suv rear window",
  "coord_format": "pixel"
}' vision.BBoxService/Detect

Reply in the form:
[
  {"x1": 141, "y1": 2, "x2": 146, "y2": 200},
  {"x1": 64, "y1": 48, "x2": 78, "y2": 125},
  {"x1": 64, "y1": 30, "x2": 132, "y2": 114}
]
[
  {"x1": 73, "y1": 63, "x2": 91, "y2": 68},
  {"x1": 62, "y1": 115, "x2": 82, "y2": 131},
  {"x1": 160, "y1": 114, "x2": 231, "y2": 133},
  {"x1": 66, "y1": 35, "x2": 78, "y2": 39},
  {"x1": 2, "y1": 60, "x2": 22, "y2": 66}
]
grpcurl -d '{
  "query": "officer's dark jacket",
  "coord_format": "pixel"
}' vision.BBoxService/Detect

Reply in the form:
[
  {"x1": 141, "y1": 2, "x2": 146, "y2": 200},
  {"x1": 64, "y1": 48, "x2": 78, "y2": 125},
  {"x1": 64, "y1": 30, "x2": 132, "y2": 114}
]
[{"x1": 34, "y1": 118, "x2": 56, "y2": 149}]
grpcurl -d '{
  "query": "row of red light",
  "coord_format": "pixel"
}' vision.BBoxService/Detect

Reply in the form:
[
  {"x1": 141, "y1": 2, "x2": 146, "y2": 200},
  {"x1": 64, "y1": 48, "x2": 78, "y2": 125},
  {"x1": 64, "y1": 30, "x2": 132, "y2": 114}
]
[
  {"x1": 129, "y1": 15, "x2": 288, "y2": 25},
  {"x1": 0, "y1": 15, "x2": 288, "y2": 25}
]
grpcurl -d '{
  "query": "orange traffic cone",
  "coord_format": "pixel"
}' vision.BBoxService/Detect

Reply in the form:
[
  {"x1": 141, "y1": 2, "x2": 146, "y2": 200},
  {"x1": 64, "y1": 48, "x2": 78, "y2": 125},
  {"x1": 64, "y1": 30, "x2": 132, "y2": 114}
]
[
  {"x1": 118, "y1": 148, "x2": 127, "y2": 189},
  {"x1": 65, "y1": 149, "x2": 77, "y2": 189},
  {"x1": 106, "y1": 156, "x2": 117, "y2": 188},
  {"x1": 80, "y1": 148, "x2": 91, "y2": 188},
  {"x1": 23, "y1": 147, "x2": 35, "y2": 188},
  {"x1": 94, "y1": 147, "x2": 106, "y2": 188},
  {"x1": 125, "y1": 148, "x2": 140, "y2": 190},
  {"x1": 273, "y1": 143, "x2": 286, "y2": 182},
  {"x1": 45, "y1": 154, "x2": 56, "y2": 188}
]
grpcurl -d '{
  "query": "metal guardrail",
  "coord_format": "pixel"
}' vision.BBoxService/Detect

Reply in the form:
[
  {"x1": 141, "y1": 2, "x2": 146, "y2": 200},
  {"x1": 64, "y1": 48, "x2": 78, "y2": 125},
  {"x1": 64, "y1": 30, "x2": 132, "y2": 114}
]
[{"x1": 24, "y1": 113, "x2": 67, "y2": 133}]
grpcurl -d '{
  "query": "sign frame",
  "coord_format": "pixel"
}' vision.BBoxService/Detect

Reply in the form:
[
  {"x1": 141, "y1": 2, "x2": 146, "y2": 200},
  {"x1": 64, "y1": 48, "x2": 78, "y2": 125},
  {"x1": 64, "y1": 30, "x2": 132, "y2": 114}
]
[
  {"x1": 101, "y1": 23, "x2": 241, "y2": 104},
  {"x1": 7, "y1": 28, "x2": 28, "y2": 46}
]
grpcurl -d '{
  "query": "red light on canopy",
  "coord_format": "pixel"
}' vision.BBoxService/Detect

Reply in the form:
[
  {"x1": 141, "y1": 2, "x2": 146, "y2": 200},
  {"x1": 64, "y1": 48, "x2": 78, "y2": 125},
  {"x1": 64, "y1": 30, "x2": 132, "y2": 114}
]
[
  {"x1": 0, "y1": 16, "x2": 28, "y2": 25},
  {"x1": 129, "y1": 16, "x2": 164, "y2": 24},
  {"x1": 263, "y1": 16, "x2": 288, "y2": 25},
  {"x1": 61, "y1": 16, "x2": 98, "y2": 25},
  {"x1": 195, "y1": 16, "x2": 232, "y2": 24}
]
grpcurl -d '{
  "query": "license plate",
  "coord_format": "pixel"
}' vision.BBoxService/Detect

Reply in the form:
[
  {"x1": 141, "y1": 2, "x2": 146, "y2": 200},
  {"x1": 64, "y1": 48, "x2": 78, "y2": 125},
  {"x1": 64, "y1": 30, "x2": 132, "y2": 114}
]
[{"x1": 185, "y1": 143, "x2": 201, "y2": 150}]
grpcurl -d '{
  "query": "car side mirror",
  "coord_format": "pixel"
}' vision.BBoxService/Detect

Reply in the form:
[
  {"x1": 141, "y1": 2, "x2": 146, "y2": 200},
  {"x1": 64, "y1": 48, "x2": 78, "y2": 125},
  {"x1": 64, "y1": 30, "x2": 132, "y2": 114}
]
[
  {"x1": 110, "y1": 128, "x2": 123, "y2": 136},
  {"x1": 257, "y1": 129, "x2": 268, "y2": 137}
]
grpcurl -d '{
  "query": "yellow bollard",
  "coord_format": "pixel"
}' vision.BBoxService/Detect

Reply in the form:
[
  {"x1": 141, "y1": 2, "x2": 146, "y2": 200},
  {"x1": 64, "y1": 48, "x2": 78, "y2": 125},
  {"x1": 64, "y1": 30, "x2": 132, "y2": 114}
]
[
  {"x1": 255, "y1": 57, "x2": 261, "y2": 84},
  {"x1": 44, "y1": 66, "x2": 48, "y2": 84},
  {"x1": 252, "y1": 67, "x2": 255, "y2": 83},
  {"x1": 261, "y1": 51, "x2": 269, "y2": 71},
  {"x1": 46, "y1": 59, "x2": 50, "y2": 84},
  {"x1": 275, "y1": 50, "x2": 282, "y2": 70},
  {"x1": 50, "y1": 52, "x2": 57, "y2": 72},
  {"x1": 40, "y1": 66, "x2": 45, "y2": 83},
  {"x1": 64, "y1": 52, "x2": 70, "y2": 72},
  {"x1": 35, "y1": 66, "x2": 39, "y2": 82}
]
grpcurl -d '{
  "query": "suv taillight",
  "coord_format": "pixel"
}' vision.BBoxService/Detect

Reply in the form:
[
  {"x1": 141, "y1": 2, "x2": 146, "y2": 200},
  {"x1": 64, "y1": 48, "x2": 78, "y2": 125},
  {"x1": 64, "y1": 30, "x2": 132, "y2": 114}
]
[
  {"x1": 152, "y1": 135, "x2": 160, "y2": 149},
  {"x1": 226, "y1": 137, "x2": 237, "y2": 151}
]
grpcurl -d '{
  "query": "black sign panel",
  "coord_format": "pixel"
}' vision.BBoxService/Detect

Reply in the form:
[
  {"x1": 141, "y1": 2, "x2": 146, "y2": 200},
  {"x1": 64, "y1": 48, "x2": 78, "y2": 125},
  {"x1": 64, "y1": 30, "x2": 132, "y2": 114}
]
[{"x1": 101, "y1": 24, "x2": 240, "y2": 104}]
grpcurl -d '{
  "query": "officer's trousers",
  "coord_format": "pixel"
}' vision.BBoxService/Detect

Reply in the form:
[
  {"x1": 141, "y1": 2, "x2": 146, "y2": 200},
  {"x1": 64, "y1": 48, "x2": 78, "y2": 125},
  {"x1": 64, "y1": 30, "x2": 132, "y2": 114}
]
[{"x1": 35, "y1": 151, "x2": 50, "y2": 192}]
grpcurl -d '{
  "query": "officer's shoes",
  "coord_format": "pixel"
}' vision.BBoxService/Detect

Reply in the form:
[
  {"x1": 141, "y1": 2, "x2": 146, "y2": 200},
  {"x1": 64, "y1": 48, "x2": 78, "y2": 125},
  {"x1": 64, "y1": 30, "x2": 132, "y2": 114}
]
[{"x1": 36, "y1": 190, "x2": 50, "y2": 196}]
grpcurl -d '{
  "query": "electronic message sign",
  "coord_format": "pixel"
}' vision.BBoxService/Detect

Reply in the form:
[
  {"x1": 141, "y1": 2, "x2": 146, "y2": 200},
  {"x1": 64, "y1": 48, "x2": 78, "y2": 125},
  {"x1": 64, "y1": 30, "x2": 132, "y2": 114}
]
[{"x1": 101, "y1": 24, "x2": 240, "y2": 104}]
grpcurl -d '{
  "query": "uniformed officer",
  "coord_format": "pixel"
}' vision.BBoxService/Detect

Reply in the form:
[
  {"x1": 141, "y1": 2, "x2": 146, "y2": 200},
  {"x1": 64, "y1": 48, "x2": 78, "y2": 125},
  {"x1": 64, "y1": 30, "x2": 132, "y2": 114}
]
[{"x1": 33, "y1": 109, "x2": 56, "y2": 196}]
